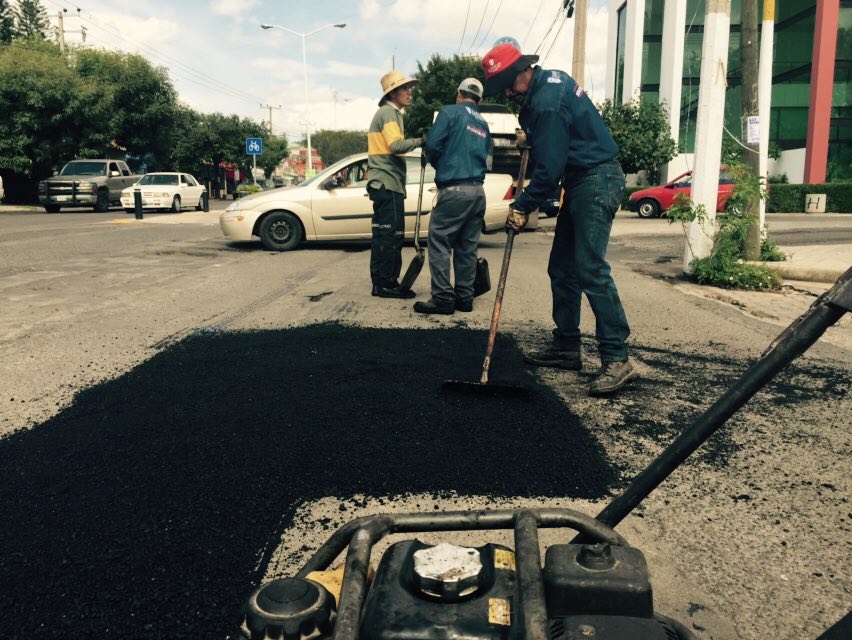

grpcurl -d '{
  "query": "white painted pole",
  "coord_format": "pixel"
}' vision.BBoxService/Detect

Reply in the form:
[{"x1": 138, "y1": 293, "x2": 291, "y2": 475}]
[
  {"x1": 684, "y1": 0, "x2": 732, "y2": 272},
  {"x1": 758, "y1": 0, "x2": 776, "y2": 230},
  {"x1": 302, "y1": 34, "x2": 312, "y2": 173},
  {"x1": 659, "y1": 0, "x2": 688, "y2": 181},
  {"x1": 622, "y1": 0, "x2": 646, "y2": 103}
]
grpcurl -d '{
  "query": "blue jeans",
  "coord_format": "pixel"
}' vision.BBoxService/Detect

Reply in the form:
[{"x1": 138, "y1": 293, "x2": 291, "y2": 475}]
[{"x1": 548, "y1": 159, "x2": 630, "y2": 362}]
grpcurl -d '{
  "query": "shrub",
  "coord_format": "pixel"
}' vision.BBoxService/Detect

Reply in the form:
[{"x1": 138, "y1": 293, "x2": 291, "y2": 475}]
[{"x1": 766, "y1": 183, "x2": 852, "y2": 213}]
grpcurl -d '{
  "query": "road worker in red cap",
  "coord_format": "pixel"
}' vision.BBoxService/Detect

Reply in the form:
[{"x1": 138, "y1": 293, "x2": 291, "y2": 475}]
[{"x1": 481, "y1": 43, "x2": 636, "y2": 396}]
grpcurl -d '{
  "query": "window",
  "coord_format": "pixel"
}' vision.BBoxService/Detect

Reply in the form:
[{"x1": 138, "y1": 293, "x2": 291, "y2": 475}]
[
  {"x1": 615, "y1": 3, "x2": 627, "y2": 104},
  {"x1": 405, "y1": 157, "x2": 436, "y2": 184},
  {"x1": 108, "y1": 163, "x2": 120, "y2": 175},
  {"x1": 184, "y1": 175, "x2": 198, "y2": 186}
]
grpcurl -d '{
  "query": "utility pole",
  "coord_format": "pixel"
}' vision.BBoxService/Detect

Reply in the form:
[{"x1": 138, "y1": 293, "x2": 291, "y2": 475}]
[
  {"x1": 56, "y1": 9, "x2": 85, "y2": 55},
  {"x1": 260, "y1": 104, "x2": 282, "y2": 135},
  {"x1": 741, "y1": 0, "x2": 762, "y2": 260},
  {"x1": 758, "y1": 1, "x2": 776, "y2": 233},
  {"x1": 571, "y1": 0, "x2": 587, "y2": 86},
  {"x1": 684, "y1": 0, "x2": 732, "y2": 273}
]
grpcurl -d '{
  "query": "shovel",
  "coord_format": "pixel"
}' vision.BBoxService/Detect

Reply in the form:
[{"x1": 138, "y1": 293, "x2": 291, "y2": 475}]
[
  {"x1": 441, "y1": 148, "x2": 531, "y2": 399},
  {"x1": 399, "y1": 153, "x2": 428, "y2": 292}
]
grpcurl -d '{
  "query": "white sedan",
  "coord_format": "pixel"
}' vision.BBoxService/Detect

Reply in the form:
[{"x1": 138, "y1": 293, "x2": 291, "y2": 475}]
[
  {"x1": 219, "y1": 151, "x2": 536, "y2": 251},
  {"x1": 121, "y1": 172, "x2": 206, "y2": 213}
]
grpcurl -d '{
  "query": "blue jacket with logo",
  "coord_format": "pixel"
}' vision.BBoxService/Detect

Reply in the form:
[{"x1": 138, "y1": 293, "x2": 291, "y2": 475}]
[
  {"x1": 513, "y1": 67, "x2": 619, "y2": 213},
  {"x1": 424, "y1": 101, "x2": 491, "y2": 188}
]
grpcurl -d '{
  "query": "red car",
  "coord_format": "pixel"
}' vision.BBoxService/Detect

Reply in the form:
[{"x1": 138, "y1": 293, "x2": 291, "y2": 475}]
[{"x1": 627, "y1": 168, "x2": 736, "y2": 218}]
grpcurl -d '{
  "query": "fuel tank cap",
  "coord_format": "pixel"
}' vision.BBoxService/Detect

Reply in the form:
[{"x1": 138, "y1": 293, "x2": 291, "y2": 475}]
[
  {"x1": 241, "y1": 577, "x2": 333, "y2": 640},
  {"x1": 412, "y1": 542, "x2": 484, "y2": 601}
]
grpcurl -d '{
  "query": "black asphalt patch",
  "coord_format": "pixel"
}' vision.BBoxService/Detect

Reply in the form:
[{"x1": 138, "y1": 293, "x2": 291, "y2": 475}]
[{"x1": 0, "y1": 324, "x2": 616, "y2": 639}]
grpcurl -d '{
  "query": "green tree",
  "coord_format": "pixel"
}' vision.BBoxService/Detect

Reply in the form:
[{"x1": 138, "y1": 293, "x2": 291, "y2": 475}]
[
  {"x1": 13, "y1": 0, "x2": 49, "y2": 39},
  {"x1": 598, "y1": 97, "x2": 677, "y2": 183},
  {"x1": 73, "y1": 49, "x2": 178, "y2": 164},
  {"x1": 0, "y1": 0, "x2": 15, "y2": 43},
  {"x1": 170, "y1": 109, "x2": 261, "y2": 181},
  {"x1": 0, "y1": 39, "x2": 103, "y2": 177},
  {"x1": 405, "y1": 53, "x2": 515, "y2": 137},
  {"x1": 307, "y1": 130, "x2": 366, "y2": 166},
  {"x1": 259, "y1": 134, "x2": 289, "y2": 178}
]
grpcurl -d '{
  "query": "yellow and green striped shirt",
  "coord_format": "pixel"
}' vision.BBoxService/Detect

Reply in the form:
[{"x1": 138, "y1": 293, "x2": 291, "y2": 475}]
[{"x1": 367, "y1": 103, "x2": 421, "y2": 195}]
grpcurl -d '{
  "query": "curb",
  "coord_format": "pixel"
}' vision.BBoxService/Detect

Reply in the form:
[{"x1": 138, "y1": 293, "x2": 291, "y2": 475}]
[{"x1": 745, "y1": 261, "x2": 846, "y2": 284}]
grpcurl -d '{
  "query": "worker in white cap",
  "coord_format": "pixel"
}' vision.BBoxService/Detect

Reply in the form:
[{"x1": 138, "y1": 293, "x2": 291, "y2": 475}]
[{"x1": 414, "y1": 78, "x2": 491, "y2": 315}]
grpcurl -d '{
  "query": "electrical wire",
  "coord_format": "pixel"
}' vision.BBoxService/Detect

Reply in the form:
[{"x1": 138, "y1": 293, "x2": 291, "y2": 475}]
[
  {"x1": 540, "y1": 13, "x2": 568, "y2": 65},
  {"x1": 474, "y1": 0, "x2": 503, "y2": 50},
  {"x1": 522, "y1": 0, "x2": 546, "y2": 49},
  {"x1": 456, "y1": 0, "x2": 472, "y2": 54},
  {"x1": 466, "y1": 0, "x2": 490, "y2": 53},
  {"x1": 533, "y1": 2, "x2": 565, "y2": 55},
  {"x1": 43, "y1": 0, "x2": 264, "y2": 106}
]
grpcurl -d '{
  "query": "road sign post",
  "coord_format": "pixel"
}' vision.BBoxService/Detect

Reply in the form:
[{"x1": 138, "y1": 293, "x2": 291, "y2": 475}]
[{"x1": 246, "y1": 138, "x2": 263, "y2": 187}]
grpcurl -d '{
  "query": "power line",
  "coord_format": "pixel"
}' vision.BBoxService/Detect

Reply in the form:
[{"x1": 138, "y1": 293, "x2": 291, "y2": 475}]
[
  {"x1": 456, "y1": 0, "x2": 472, "y2": 54},
  {"x1": 466, "y1": 0, "x2": 490, "y2": 53},
  {"x1": 533, "y1": 2, "x2": 566, "y2": 55},
  {"x1": 522, "y1": 0, "x2": 546, "y2": 49},
  {"x1": 43, "y1": 0, "x2": 264, "y2": 107},
  {"x1": 474, "y1": 0, "x2": 504, "y2": 50},
  {"x1": 540, "y1": 13, "x2": 568, "y2": 65}
]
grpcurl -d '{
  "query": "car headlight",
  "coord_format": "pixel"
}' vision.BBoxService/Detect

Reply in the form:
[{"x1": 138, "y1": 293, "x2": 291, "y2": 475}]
[
  {"x1": 38, "y1": 182, "x2": 47, "y2": 192},
  {"x1": 77, "y1": 182, "x2": 96, "y2": 191},
  {"x1": 225, "y1": 201, "x2": 241, "y2": 212},
  {"x1": 150, "y1": 192, "x2": 169, "y2": 197}
]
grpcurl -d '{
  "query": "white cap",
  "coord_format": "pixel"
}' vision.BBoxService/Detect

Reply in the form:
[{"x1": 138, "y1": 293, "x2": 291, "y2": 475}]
[{"x1": 457, "y1": 77, "x2": 484, "y2": 100}]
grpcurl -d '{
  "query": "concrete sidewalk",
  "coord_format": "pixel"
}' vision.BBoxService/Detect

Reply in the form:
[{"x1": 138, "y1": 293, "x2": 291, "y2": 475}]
[{"x1": 748, "y1": 243, "x2": 849, "y2": 284}]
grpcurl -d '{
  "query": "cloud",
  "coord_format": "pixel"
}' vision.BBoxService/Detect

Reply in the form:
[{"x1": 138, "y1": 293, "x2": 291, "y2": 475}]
[
  {"x1": 360, "y1": 0, "x2": 381, "y2": 19},
  {"x1": 323, "y1": 60, "x2": 385, "y2": 78},
  {"x1": 210, "y1": 0, "x2": 260, "y2": 16}
]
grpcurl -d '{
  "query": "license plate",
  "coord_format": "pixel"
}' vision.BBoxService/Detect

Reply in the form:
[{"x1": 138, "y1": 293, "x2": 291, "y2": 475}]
[{"x1": 55, "y1": 195, "x2": 71, "y2": 202}]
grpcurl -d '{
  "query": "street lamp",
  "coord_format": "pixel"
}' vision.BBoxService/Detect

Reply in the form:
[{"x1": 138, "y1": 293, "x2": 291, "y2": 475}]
[{"x1": 260, "y1": 22, "x2": 346, "y2": 174}]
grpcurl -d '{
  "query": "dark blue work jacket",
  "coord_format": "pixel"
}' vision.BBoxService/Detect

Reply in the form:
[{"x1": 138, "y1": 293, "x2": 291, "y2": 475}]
[
  {"x1": 514, "y1": 67, "x2": 619, "y2": 213},
  {"x1": 424, "y1": 102, "x2": 491, "y2": 188}
]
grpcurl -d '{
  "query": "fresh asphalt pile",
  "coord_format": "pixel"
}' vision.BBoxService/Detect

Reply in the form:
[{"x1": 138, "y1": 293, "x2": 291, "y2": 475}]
[{"x1": 0, "y1": 324, "x2": 618, "y2": 639}]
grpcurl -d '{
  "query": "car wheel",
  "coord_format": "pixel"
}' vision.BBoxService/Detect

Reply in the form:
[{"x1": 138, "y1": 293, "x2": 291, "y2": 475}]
[
  {"x1": 171, "y1": 195, "x2": 181, "y2": 213},
  {"x1": 636, "y1": 198, "x2": 660, "y2": 218},
  {"x1": 44, "y1": 205, "x2": 61, "y2": 213},
  {"x1": 94, "y1": 189, "x2": 109, "y2": 212},
  {"x1": 259, "y1": 211, "x2": 303, "y2": 252}
]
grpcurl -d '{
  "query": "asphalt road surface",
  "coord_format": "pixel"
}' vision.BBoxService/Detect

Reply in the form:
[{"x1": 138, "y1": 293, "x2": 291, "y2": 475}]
[{"x1": 0, "y1": 208, "x2": 849, "y2": 639}]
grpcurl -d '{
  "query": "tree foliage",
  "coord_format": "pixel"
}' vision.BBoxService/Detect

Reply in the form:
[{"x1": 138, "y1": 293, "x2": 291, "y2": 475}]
[
  {"x1": 307, "y1": 130, "x2": 367, "y2": 166},
  {"x1": 169, "y1": 109, "x2": 264, "y2": 181},
  {"x1": 598, "y1": 97, "x2": 677, "y2": 183},
  {"x1": 405, "y1": 53, "x2": 515, "y2": 137},
  {"x1": 259, "y1": 135, "x2": 290, "y2": 178},
  {"x1": 0, "y1": 0, "x2": 15, "y2": 43},
  {"x1": 74, "y1": 49, "x2": 178, "y2": 164},
  {"x1": 13, "y1": 0, "x2": 49, "y2": 39}
]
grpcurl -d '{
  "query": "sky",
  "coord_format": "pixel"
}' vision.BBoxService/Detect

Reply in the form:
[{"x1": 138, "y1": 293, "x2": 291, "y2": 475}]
[{"x1": 45, "y1": 0, "x2": 612, "y2": 145}]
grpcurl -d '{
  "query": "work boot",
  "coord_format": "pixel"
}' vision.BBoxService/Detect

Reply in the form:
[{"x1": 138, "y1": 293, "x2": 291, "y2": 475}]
[
  {"x1": 523, "y1": 345, "x2": 582, "y2": 370},
  {"x1": 588, "y1": 359, "x2": 638, "y2": 397},
  {"x1": 413, "y1": 299, "x2": 454, "y2": 315},
  {"x1": 454, "y1": 297, "x2": 473, "y2": 312},
  {"x1": 372, "y1": 284, "x2": 416, "y2": 299}
]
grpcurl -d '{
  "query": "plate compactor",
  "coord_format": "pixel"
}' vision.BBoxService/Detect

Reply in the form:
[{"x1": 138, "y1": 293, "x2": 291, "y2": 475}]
[{"x1": 239, "y1": 268, "x2": 852, "y2": 640}]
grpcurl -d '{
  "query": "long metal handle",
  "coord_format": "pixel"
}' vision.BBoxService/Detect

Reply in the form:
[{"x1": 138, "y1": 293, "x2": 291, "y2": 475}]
[
  {"x1": 582, "y1": 267, "x2": 852, "y2": 536},
  {"x1": 479, "y1": 149, "x2": 530, "y2": 385},
  {"x1": 412, "y1": 159, "x2": 427, "y2": 252}
]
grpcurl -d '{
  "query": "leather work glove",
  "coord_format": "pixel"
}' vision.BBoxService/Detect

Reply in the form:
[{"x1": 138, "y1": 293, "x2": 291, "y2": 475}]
[{"x1": 505, "y1": 206, "x2": 529, "y2": 232}]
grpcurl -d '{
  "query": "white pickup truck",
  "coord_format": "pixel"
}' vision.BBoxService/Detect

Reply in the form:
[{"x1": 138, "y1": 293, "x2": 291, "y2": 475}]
[{"x1": 38, "y1": 159, "x2": 141, "y2": 213}]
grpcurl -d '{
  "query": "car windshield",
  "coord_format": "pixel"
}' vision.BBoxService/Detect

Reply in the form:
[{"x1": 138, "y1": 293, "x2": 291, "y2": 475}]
[
  {"x1": 137, "y1": 175, "x2": 179, "y2": 186},
  {"x1": 60, "y1": 162, "x2": 106, "y2": 176}
]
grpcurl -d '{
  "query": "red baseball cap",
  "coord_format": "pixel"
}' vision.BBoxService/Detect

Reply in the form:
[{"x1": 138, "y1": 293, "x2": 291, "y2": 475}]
[{"x1": 481, "y1": 43, "x2": 539, "y2": 97}]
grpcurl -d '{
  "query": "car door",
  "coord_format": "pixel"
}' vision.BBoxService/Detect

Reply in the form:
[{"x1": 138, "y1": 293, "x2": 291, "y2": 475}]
[
  {"x1": 182, "y1": 174, "x2": 204, "y2": 207},
  {"x1": 660, "y1": 172, "x2": 692, "y2": 210},
  {"x1": 402, "y1": 156, "x2": 436, "y2": 238},
  {"x1": 107, "y1": 162, "x2": 124, "y2": 200},
  {"x1": 310, "y1": 158, "x2": 374, "y2": 239},
  {"x1": 717, "y1": 169, "x2": 736, "y2": 211}
]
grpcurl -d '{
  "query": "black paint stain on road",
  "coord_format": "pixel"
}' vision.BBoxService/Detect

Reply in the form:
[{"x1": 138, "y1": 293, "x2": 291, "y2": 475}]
[{"x1": 0, "y1": 324, "x2": 616, "y2": 639}]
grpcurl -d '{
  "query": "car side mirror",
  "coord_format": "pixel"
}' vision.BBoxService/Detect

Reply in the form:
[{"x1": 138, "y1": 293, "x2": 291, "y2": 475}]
[
  {"x1": 110, "y1": 170, "x2": 120, "y2": 177},
  {"x1": 322, "y1": 179, "x2": 338, "y2": 190}
]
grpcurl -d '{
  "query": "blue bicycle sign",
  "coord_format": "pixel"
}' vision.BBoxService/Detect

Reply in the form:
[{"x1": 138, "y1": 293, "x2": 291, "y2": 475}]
[{"x1": 245, "y1": 137, "x2": 263, "y2": 156}]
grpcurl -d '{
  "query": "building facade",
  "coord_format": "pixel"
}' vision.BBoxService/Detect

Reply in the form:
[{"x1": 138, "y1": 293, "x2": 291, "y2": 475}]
[{"x1": 607, "y1": 0, "x2": 851, "y2": 183}]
